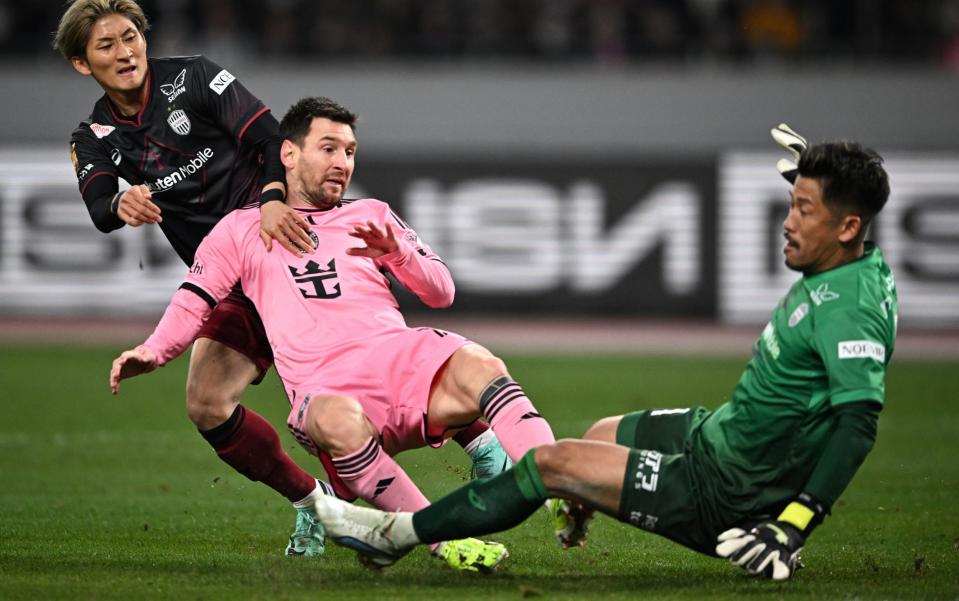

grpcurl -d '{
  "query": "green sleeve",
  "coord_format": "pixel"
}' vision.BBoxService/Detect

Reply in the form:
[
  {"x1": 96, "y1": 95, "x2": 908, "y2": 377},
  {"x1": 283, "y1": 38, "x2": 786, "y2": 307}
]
[
  {"x1": 812, "y1": 306, "x2": 889, "y2": 406},
  {"x1": 803, "y1": 401, "x2": 880, "y2": 508}
]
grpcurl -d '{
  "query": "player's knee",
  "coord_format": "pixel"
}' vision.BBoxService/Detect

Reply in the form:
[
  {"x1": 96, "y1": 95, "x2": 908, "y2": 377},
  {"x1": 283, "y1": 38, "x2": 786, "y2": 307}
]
[
  {"x1": 583, "y1": 416, "x2": 622, "y2": 443},
  {"x1": 461, "y1": 344, "x2": 509, "y2": 384},
  {"x1": 307, "y1": 396, "x2": 374, "y2": 456},
  {"x1": 185, "y1": 382, "x2": 236, "y2": 429},
  {"x1": 479, "y1": 354, "x2": 509, "y2": 381}
]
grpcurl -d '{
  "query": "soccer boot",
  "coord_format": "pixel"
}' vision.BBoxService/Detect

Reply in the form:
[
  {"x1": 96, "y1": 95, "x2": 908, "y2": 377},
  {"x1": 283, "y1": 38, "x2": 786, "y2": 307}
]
[
  {"x1": 313, "y1": 494, "x2": 416, "y2": 568},
  {"x1": 284, "y1": 508, "x2": 326, "y2": 557},
  {"x1": 465, "y1": 430, "x2": 512, "y2": 480},
  {"x1": 548, "y1": 498, "x2": 593, "y2": 549},
  {"x1": 432, "y1": 537, "x2": 509, "y2": 573}
]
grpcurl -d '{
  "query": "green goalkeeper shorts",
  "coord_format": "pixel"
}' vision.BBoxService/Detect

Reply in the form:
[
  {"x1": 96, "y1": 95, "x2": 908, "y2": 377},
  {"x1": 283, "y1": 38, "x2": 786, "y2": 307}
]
[{"x1": 615, "y1": 407, "x2": 717, "y2": 555}]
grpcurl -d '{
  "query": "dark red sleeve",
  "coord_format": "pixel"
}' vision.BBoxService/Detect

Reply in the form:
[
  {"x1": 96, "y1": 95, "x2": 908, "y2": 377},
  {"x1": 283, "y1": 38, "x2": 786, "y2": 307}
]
[{"x1": 70, "y1": 128, "x2": 124, "y2": 232}]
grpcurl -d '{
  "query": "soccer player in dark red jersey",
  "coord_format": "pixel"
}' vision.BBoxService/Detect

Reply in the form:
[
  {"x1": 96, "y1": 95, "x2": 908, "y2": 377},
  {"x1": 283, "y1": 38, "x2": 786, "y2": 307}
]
[
  {"x1": 54, "y1": 0, "x2": 329, "y2": 556},
  {"x1": 54, "y1": 0, "x2": 507, "y2": 558}
]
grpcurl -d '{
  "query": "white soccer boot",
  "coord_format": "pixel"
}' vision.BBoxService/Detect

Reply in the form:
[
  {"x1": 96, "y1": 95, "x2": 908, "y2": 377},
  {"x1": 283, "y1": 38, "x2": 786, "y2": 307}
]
[{"x1": 313, "y1": 494, "x2": 418, "y2": 568}]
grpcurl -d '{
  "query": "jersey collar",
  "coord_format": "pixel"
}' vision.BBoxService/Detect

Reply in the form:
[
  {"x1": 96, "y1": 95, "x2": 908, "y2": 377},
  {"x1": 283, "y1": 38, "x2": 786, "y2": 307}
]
[
  {"x1": 295, "y1": 201, "x2": 343, "y2": 213},
  {"x1": 803, "y1": 242, "x2": 879, "y2": 284}
]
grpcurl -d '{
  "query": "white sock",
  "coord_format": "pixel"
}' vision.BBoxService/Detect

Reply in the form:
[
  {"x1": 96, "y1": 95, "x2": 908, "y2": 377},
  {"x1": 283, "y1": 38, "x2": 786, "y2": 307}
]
[
  {"x1": 462, "y1": 429, "x2": 497, "y2": 457},
  {"x1": 292, "y1": 479, "x2": 334, "y2": 510},
  {"x1": 391, "y1": 512, "x2": 422, "y2": 549}
]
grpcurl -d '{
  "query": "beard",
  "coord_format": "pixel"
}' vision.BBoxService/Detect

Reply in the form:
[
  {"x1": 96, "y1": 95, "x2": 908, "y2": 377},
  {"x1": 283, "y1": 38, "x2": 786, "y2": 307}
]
[{"x1": 303, "y1": 184, "x2": 342, "y2": 210}]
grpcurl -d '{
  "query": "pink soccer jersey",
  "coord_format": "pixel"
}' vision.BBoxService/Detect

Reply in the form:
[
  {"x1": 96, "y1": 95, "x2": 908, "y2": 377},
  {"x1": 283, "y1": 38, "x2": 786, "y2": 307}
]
[{"x1": 142, "y1": 199, "x2": 455, "y2": 406}]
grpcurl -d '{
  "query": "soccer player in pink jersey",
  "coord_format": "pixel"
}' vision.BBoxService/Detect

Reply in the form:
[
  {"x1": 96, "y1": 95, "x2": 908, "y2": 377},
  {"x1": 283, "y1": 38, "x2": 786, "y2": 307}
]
[
  {"x1": 109, "y1": 96, "x2": 558, "y2": 571},
  {"x1": 59, "y1": 0, "x2": 505, "y2": 562}
]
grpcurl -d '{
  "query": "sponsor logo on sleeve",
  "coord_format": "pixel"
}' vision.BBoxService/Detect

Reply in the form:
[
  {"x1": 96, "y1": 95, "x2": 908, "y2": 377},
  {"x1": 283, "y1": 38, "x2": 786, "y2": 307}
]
[
  {"x1": 762, "y1": 322, "x2": 781, "y2": 359},
  {"x1": 89, "y1": 123, "x2": 116, "y2": 139},
  {"x1": 788, "y1": 302, "x2": 809, "y2": 327},
  {"x1": 77, "y1": 163, "x2": 94, "y2": 181},
  {"x1": 159, "y1": 68, "x2": 187, "y2": 102},
  {"x1": 167, "y1": 109, "x2": 192, "y2": 135},
  {"x1": 208, "y1": 69, "x2": 236, "y2": 95},
  {"x1": 838, "y1": 340, "x2": 886, "y2": 362}
]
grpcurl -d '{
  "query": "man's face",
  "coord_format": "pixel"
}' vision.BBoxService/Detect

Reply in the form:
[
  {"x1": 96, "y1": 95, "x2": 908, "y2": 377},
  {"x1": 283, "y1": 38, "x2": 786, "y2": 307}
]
[
  {"x1": 782, "y1": 175, "x2": 855, "y2": 274},
  {"x1": 71, "y1": 14, "x2": 147, "y2": 95},
  {"x1": 290, "y1": 117, "x2": 356, "y2": 209}
]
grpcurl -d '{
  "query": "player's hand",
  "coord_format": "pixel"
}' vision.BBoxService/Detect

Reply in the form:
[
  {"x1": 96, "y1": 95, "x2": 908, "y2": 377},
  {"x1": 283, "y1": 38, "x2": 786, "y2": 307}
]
[
  {"x1": 110, "y1": 345, "x2": 159, "y2": 394},
  {"x1": 259, "y1": 200, "x2": 316, "y2": 254},
  {"x1": 347, "y1": 221, "x2": 399, "y2": 259},
  {"x1": 716, "y1": 521, "x2": 805, "y2": 581},
  {"x1": 771, "y1": 123, "x2": 808, "y2": 184},
  {"x1": 116, "y1": 185, "x2": 162, "y2": 227}
]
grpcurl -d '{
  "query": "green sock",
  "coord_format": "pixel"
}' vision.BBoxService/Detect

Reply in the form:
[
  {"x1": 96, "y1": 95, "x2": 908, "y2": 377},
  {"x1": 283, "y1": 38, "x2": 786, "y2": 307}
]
[{"x1": 412, "y1": 450, "x2": 548, "y2": 544}]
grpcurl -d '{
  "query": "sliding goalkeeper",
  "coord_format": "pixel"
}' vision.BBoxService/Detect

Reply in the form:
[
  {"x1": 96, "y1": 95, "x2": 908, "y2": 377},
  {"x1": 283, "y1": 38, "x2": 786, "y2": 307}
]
[{"x1": 312, "y1": 127, "x2": 897, "y2": 581}]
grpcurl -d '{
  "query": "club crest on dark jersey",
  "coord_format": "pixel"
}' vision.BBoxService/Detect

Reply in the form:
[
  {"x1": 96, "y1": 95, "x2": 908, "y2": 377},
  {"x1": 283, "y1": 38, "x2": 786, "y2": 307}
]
[{"x1": 167, "y1": 110, "x2": 191, "y2": 135}]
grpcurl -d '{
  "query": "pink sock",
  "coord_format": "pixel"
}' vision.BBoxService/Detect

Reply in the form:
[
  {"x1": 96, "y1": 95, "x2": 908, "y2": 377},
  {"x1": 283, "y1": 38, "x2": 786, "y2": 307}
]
[
  {"x1": 331, "y1": 437, "x2": 444, "y2": 552},
  {"x1": 479, "y1": 376, "x2": 555, "y2": 460},
  {"x1": 330, "y1": 437, "x2": 431, "y2": 513}
]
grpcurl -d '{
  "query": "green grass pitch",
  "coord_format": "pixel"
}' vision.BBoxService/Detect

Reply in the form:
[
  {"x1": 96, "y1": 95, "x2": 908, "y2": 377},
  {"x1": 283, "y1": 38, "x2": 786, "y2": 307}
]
[{"x1": 1, "y1": 345, "x2": 957, "y2": 600}]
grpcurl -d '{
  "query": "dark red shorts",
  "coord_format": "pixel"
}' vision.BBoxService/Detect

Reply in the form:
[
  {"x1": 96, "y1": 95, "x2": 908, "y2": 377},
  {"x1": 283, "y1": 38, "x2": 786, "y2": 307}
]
[{"x1": 196, "y1": 287, "x2": 273, "y2": 384}]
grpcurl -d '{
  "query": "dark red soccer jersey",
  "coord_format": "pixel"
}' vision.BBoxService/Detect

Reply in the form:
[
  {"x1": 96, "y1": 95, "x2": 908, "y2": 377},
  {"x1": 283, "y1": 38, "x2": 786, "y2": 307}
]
[{"x1": 70, "y1": 55, "x2": 270, "y2": 265}]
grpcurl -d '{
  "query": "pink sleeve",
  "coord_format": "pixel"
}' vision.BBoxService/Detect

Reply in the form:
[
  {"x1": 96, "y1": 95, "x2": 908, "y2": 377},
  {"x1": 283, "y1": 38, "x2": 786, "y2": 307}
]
[
  {"x1": 142, "y1": 218, "x2": 244, "y2": 364},
  {"x1": 377, "y1": 212, "x2": 455, "y2": 308},
  {"x1": 142, "y1": 287, "x2": 214, "y2": 365}
]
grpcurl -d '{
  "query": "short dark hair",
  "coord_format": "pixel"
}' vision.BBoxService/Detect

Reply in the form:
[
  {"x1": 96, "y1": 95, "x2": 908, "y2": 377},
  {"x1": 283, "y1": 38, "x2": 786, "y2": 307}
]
[
  {"x1": 798, "y1": 141, "x2": 890, "y2": 235},
  {"x1": 280, "y1": 97, "x2": 357, "y2": 146},
  {"x1": 54, "y1": 0, "x2": 150, "y2": 60}
]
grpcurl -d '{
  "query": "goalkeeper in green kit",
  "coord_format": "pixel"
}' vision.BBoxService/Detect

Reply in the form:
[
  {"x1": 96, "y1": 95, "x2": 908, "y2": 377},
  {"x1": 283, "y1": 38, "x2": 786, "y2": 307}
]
[{"x1": 311, "y1": 125, "x2": 897, "y2": 581}]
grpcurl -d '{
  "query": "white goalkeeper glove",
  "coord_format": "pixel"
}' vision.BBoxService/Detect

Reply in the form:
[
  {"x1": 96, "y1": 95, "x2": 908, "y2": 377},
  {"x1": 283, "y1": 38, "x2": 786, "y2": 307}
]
[
  {"x1": 771, "y1": 123, "x2": 807, "y2": 184},
  {"x1": 716, "y1": 520, "x2": 804, "y2": 581},
  {"x1": 716, "y1": 494, "x2": 826, "y2": 581}
]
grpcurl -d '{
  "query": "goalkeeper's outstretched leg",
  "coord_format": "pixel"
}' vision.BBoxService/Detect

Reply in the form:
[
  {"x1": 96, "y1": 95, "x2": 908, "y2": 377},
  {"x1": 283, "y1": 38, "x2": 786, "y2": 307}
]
[
  {"x1": 314, "y1": 439, "x2": 634, "y2": 569},
  {"x1": 314, "y1": 129, "x2": 894, "y2": 584}
]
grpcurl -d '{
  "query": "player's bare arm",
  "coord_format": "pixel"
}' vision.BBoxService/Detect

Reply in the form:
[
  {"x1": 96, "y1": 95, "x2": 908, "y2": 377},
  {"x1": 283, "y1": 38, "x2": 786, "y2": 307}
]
[
  {"x1": 346, "y1": 221, "x2": 399, "y2": 258},
  {"x1": 110, "y1": 345, "x2": 159, "y2": 394},
  {"x1": 116, "y1": 184, "x2": 162, "y2": 227},
  {"x1": 258, "y1": 184, "x2": 316, "y2": 254}
]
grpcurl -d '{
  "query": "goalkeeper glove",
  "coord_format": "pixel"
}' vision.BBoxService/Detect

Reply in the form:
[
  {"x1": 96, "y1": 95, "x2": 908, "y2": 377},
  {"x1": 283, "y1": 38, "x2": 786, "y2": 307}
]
[
  {"x1": 715, "y1": 493, "x2": 827, "y2": 581},
  {"x1": 771, "y1": 123, "x2": 807, "y2": 184}
]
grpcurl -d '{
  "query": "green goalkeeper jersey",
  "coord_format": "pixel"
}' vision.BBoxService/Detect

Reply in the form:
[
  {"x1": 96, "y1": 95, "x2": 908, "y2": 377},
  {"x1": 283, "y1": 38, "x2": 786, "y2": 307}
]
[{"x1": 692, "y1": 243, "x2": 897, "y2": 522}]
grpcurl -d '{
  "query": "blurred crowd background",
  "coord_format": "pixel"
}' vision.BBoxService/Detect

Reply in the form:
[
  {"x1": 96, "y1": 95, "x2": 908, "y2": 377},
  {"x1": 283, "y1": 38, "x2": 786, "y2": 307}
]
[
  {"x1": 6, "y1": 0, "x2": 959, "y2": 69},
  {"x1": 1, "y1": 0, "x2": 957, "y2": 329}
]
